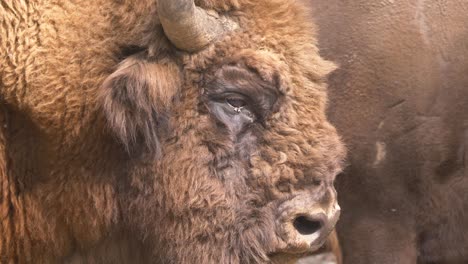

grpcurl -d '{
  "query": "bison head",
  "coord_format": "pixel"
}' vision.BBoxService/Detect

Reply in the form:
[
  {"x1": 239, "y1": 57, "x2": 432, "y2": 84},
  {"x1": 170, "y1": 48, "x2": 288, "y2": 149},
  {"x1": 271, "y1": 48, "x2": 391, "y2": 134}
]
[{"x1": 99, "y1": 0, "x2": 345, "y2": 262}]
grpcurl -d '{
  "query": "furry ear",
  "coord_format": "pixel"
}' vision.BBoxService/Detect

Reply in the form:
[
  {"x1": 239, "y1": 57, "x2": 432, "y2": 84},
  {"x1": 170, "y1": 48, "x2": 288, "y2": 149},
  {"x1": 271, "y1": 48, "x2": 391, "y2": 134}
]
[{"x1": 99, "y1": 54, "x2": 180, "y2": 158}]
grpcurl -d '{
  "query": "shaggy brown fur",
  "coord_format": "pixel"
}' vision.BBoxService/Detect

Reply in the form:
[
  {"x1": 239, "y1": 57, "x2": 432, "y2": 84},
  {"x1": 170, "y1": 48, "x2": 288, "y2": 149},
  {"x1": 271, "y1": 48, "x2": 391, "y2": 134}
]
[
  {"x1": 0, "y1": 0, "x2": 345, "y2": 262},
  {"x1": 309, "y1": 0, "x2": 468, "y2": 263}
]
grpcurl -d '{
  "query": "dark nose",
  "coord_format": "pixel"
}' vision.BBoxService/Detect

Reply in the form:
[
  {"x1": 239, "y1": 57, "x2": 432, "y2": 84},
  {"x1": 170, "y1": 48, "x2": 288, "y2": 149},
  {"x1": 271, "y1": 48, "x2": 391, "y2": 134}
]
[
  {"x1": 276, "y1": 191, "x2": 341, "y2": 253},
  {"x1": 276, "y1": 207, "x2": 340, "y2": 254},
  {"x1": 293, "y1": 214, "x2": 324, "y2": 237},
  {"x1": 292, "y1": 212, "x2": 328, "y2": 248},
  {"x1": 289, "y1": 204, "x2": 340, "y2": 252}
]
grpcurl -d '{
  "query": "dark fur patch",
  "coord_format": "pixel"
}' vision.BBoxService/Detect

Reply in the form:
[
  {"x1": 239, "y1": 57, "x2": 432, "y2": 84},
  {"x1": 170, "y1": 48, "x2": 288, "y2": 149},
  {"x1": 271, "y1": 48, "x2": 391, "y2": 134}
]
[
  {"x1": 99, "y1": 54, "x2": 180, "y2": 158},
  {"x1": 117, "y1": 45, "x2": 146, "y2": 61}
]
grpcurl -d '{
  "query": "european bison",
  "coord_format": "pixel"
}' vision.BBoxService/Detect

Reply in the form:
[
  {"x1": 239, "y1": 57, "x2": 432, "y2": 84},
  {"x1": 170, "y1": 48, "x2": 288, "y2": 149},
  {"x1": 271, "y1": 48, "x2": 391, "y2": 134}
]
[
  {"x1": 0, "y1": 0, "x2": 345, "y2": 263},
  {"x1": 310, "y1": 0, "x2": 468, "y2": 263}
]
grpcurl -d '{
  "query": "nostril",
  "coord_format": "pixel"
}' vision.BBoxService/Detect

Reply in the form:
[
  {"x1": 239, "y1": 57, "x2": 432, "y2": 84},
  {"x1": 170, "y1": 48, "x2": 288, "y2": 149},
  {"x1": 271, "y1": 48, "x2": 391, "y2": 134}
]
[{"x1": 293, "y1": 216, "x2": 322, "y2": 236}]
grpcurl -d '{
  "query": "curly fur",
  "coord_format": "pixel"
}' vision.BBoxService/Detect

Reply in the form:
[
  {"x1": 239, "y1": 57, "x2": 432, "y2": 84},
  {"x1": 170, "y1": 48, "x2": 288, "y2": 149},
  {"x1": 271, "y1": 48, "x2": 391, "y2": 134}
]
[{"x1": 0, "y1": 0, "x2": 345, "y2": 262}]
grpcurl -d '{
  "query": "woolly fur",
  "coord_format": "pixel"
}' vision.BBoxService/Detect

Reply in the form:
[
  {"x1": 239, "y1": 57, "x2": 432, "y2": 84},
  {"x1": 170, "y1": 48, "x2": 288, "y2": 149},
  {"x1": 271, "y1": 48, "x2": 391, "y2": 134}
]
[{"x1": 0, "y1": 0, "x2": 345, "y2": 262}]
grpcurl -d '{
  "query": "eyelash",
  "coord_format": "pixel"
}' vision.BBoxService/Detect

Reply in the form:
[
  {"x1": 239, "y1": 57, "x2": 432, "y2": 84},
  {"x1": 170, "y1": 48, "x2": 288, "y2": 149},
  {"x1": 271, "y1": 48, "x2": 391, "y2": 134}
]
[
  {"x1": 205, "y1": 91, "x2": 263, "y2": 122},
  {"x1": 223, "y1": 94, "x2": 256, "y2": 119},
  {"x1": 226, "y1": 97, "x2": 246, "y2": 109}
]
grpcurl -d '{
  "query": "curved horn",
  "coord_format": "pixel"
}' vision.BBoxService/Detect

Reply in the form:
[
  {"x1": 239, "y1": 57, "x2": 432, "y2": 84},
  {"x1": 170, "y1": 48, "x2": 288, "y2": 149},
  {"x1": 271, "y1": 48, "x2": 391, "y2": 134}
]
[{"x1": 158, "y1": 0, "x2": 227, "y2": 52}]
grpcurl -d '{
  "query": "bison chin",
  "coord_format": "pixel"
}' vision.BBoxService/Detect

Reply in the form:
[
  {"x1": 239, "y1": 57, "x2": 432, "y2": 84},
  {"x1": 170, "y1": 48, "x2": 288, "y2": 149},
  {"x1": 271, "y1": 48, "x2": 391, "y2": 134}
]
[{"x1": 270, "y1": 253, "x2": 306, "y2": 264}]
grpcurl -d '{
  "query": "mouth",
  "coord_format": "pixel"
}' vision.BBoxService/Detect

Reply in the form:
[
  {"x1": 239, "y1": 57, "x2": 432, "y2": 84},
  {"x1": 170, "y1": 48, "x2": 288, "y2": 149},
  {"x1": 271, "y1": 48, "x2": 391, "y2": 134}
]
[
  {"x1": 269, "y1": 253, "x2": 307, "y2": 264},
  {"x1": 269, "y1": 243, "x2": 331, "y2": 264}
]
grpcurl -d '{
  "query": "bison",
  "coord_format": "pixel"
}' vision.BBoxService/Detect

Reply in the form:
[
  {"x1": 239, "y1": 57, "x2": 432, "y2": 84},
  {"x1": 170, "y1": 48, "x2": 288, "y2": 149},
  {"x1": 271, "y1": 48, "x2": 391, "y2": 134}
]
[
  {"x1": 310, "y1": 0, "x2": 468, "y2": 263},
  {"x1": 0, "y1": 0, "x2": 345, "y2": 263}
]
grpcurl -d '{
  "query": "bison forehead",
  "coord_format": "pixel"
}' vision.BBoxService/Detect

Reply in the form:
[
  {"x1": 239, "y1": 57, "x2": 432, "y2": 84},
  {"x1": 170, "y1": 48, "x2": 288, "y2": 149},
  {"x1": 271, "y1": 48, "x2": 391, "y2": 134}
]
[
  {"x1": 169, "y1": 1, "x2": 346, "y2": 201},
  {"x1": 183, "y1": 0, "x2": 337, "y2": 85}
]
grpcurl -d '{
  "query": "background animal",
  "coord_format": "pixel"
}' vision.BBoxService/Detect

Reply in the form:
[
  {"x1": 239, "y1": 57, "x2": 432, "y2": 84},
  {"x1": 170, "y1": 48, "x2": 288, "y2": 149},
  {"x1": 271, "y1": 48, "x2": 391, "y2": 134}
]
[
  {"x1": 0, "y1": 0, "x2": 345, "y2": 263},
  {"x1": 309, "y1": 0, "x2": 468, "y2": 263}
]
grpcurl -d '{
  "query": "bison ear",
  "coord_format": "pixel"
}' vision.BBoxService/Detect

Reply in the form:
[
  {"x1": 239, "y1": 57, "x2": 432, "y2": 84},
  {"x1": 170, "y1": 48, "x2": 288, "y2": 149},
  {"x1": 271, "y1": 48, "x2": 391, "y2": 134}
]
[{"x1": 99, "y1": 54, "x2": 180, "y2": 158}]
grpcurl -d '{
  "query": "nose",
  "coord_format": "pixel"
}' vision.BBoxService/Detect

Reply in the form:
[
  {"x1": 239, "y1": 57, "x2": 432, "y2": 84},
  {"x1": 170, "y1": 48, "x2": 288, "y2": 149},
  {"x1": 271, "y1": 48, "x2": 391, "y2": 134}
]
[
  {"x1": 276, "y1": 192, "x2": 340, "y2": 253},
  {"x1": 291, "y1": 206, "x2": 340, "y2": 250},
  {"x1": 293, "y1": 213, "x2": 326, "y2": 243}
]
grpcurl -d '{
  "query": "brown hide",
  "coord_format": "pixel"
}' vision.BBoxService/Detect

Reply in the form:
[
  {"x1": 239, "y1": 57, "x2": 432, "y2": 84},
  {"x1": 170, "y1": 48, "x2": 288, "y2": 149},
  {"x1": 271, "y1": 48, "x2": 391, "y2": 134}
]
[
  {"x1": 0, "y1": 0, "x2": 345, "y2": 263},
  {"x1": 309, "y1": 0, "x2": 468, "y2": 263}
]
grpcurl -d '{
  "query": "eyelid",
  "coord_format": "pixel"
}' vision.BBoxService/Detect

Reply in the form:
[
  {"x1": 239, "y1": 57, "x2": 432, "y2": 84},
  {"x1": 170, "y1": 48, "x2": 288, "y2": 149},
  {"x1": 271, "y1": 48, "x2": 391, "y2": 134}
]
[
  {"x1": 225, "y1": 93, "x2": 247, "y2": 101},
  {"x1": 224, "y1": 94, "x2": 253, "y2": 113},
  {"x1": 205, "y1": 89, "x2": 273, "y2": 124},
  {"x1": 208, "y1": 91, "x2": 251, "y2": 106},
  {"x1": 215, "y1": 92, "x2": 259, "y2": 119},
  {"x1": 226, "y1": 97, "x2": 247, "y2": 108}
]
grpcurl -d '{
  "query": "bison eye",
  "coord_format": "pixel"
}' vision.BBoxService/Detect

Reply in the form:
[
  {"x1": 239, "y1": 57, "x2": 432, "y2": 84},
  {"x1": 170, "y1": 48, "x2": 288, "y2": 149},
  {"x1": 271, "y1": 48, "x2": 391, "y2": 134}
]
[
  {"x1": 226, "y1": 97, "x2": 247, "y2": 108},
  {"x1": 206, "y1": 92, "x2": 257, "y2": 129}
]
